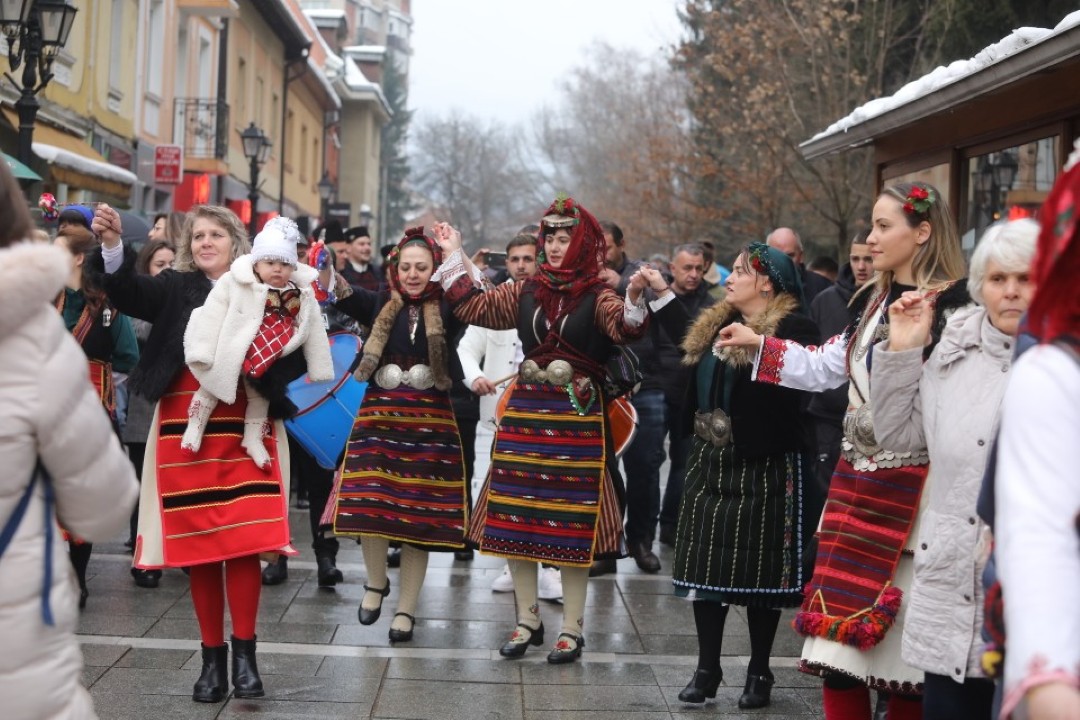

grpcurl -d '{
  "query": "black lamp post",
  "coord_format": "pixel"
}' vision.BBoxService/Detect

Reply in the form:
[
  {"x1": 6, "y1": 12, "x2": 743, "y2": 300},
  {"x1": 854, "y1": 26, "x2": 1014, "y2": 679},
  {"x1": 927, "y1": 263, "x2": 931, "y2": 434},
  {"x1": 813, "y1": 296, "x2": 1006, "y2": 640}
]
[
  {"x1": 239, "y1": 122, "x2": 271, "y2": 237},
  {"x1": 317, "y1": 171, "x2": 333, "y2": 222},
  {"x1": 0, "y1": 0, "x2": 78, "y2": 166}
]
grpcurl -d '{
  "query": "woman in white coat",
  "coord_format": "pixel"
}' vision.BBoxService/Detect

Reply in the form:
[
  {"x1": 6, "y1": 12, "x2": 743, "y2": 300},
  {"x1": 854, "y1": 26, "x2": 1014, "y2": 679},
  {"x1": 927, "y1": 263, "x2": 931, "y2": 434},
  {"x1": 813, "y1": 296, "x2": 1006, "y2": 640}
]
[
  {"x1": 0, "y1": 164, "x2": 139, "y2": 720},
  {"x1": 869, "y1": 219, "x2": 1037, "y2": 719}
]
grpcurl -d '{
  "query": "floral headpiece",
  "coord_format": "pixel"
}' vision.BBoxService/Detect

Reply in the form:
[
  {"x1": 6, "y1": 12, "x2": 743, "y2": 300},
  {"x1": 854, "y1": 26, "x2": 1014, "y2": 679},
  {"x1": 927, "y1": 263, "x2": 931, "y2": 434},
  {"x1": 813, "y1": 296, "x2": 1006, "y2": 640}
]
[
  {"x1": 540, "y1": 192, "x2": 582, "y2": 229},
  {"x1": 902, "y1": 185, "x2": 935, "y2": 216}
]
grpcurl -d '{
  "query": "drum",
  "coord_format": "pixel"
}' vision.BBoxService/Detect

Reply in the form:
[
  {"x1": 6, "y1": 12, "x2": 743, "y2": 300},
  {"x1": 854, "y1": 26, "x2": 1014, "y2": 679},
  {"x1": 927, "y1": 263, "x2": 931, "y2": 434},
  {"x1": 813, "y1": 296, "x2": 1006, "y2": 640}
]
[
  {"x1": 285, "y1": 331, "x2": 367, "y2": 470},
  {"x1": 495, "y1": 379, "x2": 639, "y2": 457}
]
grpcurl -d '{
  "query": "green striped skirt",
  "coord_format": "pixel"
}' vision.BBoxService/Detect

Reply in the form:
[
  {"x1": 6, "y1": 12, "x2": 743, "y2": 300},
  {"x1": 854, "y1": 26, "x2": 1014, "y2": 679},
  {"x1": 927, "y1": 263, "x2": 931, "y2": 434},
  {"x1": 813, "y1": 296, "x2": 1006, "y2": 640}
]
[{"x1": 672, "y1": 436, "x2": 807, "y2": 608}]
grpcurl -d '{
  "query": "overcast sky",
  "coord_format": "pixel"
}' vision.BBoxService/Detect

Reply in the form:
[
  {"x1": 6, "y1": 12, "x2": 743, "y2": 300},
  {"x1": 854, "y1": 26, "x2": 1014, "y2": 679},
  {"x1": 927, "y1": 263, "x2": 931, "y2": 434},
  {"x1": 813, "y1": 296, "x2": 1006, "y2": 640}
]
[{"x1": 408, "y1": 0, "x2": 684, "y2": 126}]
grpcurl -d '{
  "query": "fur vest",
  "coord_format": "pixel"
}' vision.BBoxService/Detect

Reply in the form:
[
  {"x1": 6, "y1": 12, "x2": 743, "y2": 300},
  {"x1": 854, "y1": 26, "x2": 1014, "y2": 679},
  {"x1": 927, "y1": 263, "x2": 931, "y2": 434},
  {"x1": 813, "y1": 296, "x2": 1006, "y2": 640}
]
[
  {"x1": 184, "y1": 255, "x2": 334, "y2": 404},
  {"x1": 661, "y1": 293, "x2": 820, "y2": 458}
]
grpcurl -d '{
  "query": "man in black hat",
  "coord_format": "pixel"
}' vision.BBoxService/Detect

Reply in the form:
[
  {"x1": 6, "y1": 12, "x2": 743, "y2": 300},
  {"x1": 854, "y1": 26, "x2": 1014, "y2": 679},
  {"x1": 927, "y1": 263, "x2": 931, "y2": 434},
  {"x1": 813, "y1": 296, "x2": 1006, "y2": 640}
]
[{"x1": 339, "y1": 226, "x2": 381, "y2": 292}]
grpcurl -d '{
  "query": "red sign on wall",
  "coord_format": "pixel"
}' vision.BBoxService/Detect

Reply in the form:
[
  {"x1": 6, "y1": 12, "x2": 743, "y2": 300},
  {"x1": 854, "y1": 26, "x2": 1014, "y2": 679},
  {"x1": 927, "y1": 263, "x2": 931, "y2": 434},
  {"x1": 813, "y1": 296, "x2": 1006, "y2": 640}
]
[{"x1": 154, "y1": 145, "x2": 183, "y2": 185}]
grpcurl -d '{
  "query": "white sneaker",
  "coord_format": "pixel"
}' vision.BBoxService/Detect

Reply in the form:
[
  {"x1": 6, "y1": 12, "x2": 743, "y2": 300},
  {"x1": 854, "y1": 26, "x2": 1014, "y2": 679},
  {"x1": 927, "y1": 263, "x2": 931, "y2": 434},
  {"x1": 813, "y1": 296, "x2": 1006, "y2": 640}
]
[
  {"x1": 538, "y1": 566, "x2": 563, "y2": 603},
  {"x1": 491, "y1": 564, "x2": 514, "y2": 592}
]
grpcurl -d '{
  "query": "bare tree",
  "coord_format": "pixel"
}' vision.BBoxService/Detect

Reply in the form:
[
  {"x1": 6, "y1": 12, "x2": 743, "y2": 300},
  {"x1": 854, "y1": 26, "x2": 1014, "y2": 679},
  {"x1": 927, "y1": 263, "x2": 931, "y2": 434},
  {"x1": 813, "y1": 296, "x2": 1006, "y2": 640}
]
[
  {"x1": 526, "y1": 44, "x2": 706, "y2": 259},
  {"x1": 411, "y1": 113, "x2": 535, "y2": 251}
]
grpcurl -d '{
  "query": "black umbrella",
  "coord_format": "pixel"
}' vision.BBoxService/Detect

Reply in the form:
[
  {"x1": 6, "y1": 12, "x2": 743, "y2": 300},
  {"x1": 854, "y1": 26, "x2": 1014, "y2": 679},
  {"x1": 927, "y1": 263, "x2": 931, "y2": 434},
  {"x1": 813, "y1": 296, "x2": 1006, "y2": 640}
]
[{"x1": 117, "y1": 210, "x2": 152, "y2": 249}]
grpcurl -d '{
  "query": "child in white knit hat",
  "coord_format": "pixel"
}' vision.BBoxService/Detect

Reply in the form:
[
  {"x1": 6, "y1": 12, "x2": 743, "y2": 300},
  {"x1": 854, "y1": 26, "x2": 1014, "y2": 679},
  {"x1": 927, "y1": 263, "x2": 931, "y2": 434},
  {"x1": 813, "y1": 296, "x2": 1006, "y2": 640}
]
[{"x1": 182, "y1": 216, "x2": 334, "y2": 467}]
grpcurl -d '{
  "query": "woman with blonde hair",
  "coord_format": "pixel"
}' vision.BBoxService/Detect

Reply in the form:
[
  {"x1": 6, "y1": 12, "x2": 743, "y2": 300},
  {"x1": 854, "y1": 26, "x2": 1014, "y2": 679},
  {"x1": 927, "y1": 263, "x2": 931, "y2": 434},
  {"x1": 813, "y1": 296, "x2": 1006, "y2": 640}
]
[
  {"x1": 93, "y1": 205, "x2": 303, "y2": 703},
  {"x1": 718, "y1": 182, "x2": 970, "y2": 719}
]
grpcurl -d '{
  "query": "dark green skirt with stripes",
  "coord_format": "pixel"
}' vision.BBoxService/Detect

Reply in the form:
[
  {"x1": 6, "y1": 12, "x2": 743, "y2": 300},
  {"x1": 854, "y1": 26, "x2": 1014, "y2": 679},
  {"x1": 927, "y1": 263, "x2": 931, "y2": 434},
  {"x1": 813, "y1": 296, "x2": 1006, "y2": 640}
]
[{"x1": 672, "y1": 436, "x2": 808, "y2": 608}]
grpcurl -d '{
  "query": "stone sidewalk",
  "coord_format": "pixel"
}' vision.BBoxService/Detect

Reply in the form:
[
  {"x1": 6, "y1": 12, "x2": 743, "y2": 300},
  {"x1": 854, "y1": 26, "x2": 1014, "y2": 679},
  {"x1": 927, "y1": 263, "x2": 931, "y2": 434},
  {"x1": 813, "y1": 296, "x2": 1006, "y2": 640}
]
[{"x1": 76, "y1": 506, "x2": 823, "y2": 719}]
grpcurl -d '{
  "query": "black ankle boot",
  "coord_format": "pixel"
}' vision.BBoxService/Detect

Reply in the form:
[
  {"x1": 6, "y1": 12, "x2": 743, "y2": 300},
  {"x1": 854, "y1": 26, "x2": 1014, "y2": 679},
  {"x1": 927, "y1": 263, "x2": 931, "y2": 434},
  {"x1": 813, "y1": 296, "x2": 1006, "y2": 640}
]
[
  {"x1": 231, "y1": 635, "x2": 265, "y2": 698},
  {"x1": 316, "y1": 555, "x2": 343, "y2": 587},
  {"x1": 192, "y1": 644, "x2": 228, "y2": 703},
  {"x1": 261, "y1": 556, "x2": 288, "y2": 586},
  {"x1": 738, "y1": 670, "x2": 774, "y2": 709},
  {"x1": 678, "y1": 668, "x2": 722, "y2": 703}
]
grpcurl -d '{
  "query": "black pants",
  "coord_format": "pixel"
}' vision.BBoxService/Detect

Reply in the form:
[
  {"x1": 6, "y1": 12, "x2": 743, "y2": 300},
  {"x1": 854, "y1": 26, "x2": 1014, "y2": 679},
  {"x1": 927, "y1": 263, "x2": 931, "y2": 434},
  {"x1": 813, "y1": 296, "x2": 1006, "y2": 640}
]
[
  {"x1": 127, "y1": 442, "x2": 146, "y2": 545},
  {"x1": 287, "y1": 436, "x2": 339, "y2": 559},
  {"x1": 458, "y1": 417, "x2": 476, "y2": 514},
  {"x1": 923, "y1": 672, "x2": 994, "y2": 720}
]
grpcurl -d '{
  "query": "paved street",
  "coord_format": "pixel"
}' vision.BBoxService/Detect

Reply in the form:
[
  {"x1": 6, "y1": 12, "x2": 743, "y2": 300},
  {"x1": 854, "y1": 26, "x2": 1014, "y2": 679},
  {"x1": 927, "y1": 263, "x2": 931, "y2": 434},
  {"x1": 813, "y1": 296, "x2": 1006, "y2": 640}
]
[{"x1": 77, "y1": 505, "x2": 822, "y2": 720}]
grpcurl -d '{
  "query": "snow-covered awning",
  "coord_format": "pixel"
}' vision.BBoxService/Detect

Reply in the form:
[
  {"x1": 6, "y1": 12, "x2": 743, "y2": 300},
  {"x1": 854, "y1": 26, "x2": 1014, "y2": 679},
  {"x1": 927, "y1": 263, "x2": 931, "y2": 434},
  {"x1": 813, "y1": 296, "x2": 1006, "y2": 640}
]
[
  {"x1": 33, "y1": 143, "x2": 137, "y2": 186},
  {"x1": 801, "y1": 11, "x2": 1080, "y2": 160}
]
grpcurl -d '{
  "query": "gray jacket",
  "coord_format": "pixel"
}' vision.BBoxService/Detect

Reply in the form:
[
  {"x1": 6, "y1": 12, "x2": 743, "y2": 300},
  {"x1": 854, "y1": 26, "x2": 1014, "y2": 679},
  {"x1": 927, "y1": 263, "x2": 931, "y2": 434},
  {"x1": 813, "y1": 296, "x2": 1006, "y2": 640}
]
[{"x1": 871, "y1": 305, "x2": 1013, "y2": 681}]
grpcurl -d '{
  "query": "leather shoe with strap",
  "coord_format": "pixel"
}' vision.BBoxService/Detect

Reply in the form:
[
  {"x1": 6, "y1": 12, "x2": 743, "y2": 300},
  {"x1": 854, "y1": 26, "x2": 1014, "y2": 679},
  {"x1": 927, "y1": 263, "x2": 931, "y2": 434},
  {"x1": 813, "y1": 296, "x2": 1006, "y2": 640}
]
[
  {"x1": 738, "y1": 670, "x2": 774, "y2": 709},
  {"x1": 388, "y1": 612, "x2": 415, "y2": 642},
  {"x1": 546, "y1": 633, "x2": 584, "y2": 664},
  {"x1": 358, "y1": 579, "x2": 391, "y2": 625},
  {"x1": 499, "y1": 622, "x2": 545, "y2": 658},
  {"x1": 630, "y1": 540, "x2": 661, "y2": 573}
]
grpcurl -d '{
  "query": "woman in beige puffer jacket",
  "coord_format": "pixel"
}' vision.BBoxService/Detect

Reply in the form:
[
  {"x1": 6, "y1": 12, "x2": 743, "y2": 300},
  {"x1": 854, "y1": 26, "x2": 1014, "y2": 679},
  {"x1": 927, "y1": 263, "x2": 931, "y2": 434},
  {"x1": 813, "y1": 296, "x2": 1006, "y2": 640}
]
[{"x1": 0, "y1": 225, "x2": 139, "y2": 715}]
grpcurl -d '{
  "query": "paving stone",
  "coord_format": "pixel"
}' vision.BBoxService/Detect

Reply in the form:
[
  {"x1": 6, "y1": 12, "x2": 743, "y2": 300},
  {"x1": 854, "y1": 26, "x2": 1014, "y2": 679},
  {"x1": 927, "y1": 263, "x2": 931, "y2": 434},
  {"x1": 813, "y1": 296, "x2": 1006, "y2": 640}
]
[
  {"x1": 661, "y1": 686, "x2": 814, "y2": 716},
  {"x1": 115, "y1": 647, "x2": 197, "y2": 669},
  {"x1": 76, "y1": 612, "x2": 160, "y2": 637},
  {"x1": 522, "y1": 661, "x2": 657, "y2": 686},
  {"x1": 80, "y1": 642, "x2": 131, "y2": 667},
  {"x1": 86, "y1": 691, "x2": 223, "y2": 720},
  {"x1": 218, "y1": 699, "x2": 377, "y2": 718},
  {"x1": 82, "y1": 665, "x2": 109, "y2": 687},
  {"x1": 527, "y1": 714, "x2": 672, "y2": 720},
  {"x1": 314, "y1": 656, "x2": 389, "y2": 678},
  {"x1": 177, "y1": 650, "x2": 323, "y2": 677},
  {"x1": 375, "y1": 678, "x2": 522, "y2": 720},
  {"x1": 387, "y1": 657, "x2": 521, "y2": 684},
  {"x1": 524, "y1": 683, "x2": 669, "y2": 712},
  {"x1": 91, "y1": 667, "x2": 202, "y2": 696}
]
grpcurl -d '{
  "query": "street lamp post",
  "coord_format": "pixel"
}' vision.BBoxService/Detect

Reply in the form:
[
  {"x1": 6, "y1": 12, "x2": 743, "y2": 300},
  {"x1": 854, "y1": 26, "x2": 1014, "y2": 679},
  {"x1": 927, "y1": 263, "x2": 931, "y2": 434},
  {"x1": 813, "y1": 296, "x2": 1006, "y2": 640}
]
[
  {"x1": 317, "y1": 171, "x2": 333, "y2": 223},
  {"x1": 239, "y1": 122, "x2": 271, "y2": 238},
  {"x1": 0, "y1": 0, "x2": 79, "y2": 166}
]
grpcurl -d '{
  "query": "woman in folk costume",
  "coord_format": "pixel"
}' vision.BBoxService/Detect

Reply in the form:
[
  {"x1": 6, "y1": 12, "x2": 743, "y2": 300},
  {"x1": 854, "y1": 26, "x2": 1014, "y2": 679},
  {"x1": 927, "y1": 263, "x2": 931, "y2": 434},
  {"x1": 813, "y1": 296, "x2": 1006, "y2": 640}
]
[
  {"x1": 321, "y1": 227, "x2": 470, "y2": 644},
  {"x1": 52, "y1": 226, "x2": 139, "y2": 609},
  {"x1": 430, "y1": 195, "x2": 648, "y2": 664},
  {"x1": 717, "y1": 182, "x2": 970, "y2": 720},
  {"x1": 639, "y1": 246, "x2": 818, "y2": 710},
  {"x1": 182, "y1": 216, "x2": 333, "y2": 469},
  {"x1": 92, "y1": 205, "x2": 311, "y2": 704}
]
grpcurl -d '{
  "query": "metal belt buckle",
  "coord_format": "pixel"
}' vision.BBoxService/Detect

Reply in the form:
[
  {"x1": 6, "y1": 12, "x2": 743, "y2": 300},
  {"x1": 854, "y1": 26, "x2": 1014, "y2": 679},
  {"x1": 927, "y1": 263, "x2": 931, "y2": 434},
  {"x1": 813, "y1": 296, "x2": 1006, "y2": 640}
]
[
  {"x1": 520, "y1": 358, "x2": 573, "y2": 385},
  {"x1": 843, "y1": 403, "x2": 881, "y2": 457},
  {"x1": 694, "y1": 409, "x2": 732, "y2": 448},
  {"x1": 374, "y1": 363, "x2": 404, "y2": 389},
  {"x1": 404, "y1": 364, "x2": 435, "y2": 390}
]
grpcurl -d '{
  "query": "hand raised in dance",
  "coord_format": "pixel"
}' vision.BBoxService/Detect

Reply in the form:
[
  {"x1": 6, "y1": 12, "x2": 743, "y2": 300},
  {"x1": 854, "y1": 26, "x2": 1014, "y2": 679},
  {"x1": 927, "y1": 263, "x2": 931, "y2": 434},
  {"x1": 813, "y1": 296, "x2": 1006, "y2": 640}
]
[{"x1": 887, "y1": 290, "x2": 933, "y2": 351}]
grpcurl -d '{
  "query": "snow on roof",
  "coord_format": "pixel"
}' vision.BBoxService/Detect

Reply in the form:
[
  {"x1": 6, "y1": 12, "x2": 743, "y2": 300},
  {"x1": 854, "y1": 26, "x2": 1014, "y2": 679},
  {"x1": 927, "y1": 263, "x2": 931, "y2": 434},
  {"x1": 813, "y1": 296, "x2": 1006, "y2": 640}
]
[
  {"x1": 810, "y1": 10, "x2": 1080, "y2": 142},
  {"x1": 304, "y1": 9, "x2": 345, "y2": 21},
  {"x1": 33, "y1": 142, "x2": 137, "y2": 186}
]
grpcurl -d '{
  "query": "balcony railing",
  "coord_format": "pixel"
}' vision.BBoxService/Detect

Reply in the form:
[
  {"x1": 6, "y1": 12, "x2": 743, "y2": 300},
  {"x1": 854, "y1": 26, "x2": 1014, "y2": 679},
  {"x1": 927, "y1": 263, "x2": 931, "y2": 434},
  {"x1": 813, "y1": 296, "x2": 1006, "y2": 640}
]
[{"x1": 174, "y1": 98, "x2": 229, "y2": 160}]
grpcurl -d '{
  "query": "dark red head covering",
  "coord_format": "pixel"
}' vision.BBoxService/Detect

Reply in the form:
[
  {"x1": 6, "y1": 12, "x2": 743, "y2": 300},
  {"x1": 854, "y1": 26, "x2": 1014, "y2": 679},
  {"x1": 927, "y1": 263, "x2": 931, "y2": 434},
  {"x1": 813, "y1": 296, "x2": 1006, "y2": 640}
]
[
  {"x1": 533, "y1": 194, "x2": 606, "y2": 325},
  {"x1": 1026, "y1": 162, "x2": 1080, "y2": 345},
  {"x1": 386, "y1": 226, "x2": 443, "y2": 303}
]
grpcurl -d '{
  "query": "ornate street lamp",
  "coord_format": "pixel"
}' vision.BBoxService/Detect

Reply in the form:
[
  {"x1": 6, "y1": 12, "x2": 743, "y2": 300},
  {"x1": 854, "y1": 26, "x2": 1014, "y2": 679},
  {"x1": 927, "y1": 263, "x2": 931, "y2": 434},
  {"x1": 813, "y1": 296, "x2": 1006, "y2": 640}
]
[
  {"x1": 239, "y1": 122, "x2": 271, "y2": 237},
  {"x1": 317, "y1": 171, "x2": 333, "y2": 221},
  {"x1": 0, "y1": 0, "x2": 79, "y2": 165}
]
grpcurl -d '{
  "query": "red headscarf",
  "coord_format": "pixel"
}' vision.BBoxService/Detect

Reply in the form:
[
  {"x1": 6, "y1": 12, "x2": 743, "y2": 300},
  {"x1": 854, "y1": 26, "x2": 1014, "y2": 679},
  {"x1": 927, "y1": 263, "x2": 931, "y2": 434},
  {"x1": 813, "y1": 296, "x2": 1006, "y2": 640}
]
[
  {"x1": 533, "y1": 194, "x2": 606, "y2": 325},
  {"x1": 1027, "y1": 162, "x2": 1080, "y2": 345},
  {"x1": 386, "y1": 226, "x2": 443, "y2": 303}
]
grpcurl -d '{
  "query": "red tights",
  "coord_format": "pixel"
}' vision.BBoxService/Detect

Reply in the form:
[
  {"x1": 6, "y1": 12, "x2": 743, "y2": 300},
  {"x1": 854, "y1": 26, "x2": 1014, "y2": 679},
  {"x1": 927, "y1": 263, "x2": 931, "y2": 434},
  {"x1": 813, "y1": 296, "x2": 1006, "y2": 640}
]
[
  {"x1": 188, "y1": 555, "x2": 262, "y2": 646},
  {"x1": 822, "y1": 684, "x2": 922, "y2": 720}
]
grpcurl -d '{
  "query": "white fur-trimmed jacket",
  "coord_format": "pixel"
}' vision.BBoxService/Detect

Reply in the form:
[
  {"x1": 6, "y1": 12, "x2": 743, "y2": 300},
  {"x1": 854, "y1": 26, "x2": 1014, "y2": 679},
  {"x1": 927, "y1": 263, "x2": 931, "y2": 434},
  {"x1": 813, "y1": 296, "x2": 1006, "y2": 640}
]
[{"x1": 184, "y1": 255, "x2": 334, "y2": 403}]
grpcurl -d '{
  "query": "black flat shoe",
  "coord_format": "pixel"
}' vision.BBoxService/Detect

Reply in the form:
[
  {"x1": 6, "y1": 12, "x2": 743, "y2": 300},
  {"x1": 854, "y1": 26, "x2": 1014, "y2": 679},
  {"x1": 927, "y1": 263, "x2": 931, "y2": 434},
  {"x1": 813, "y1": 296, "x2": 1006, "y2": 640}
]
[
  {"x1": 316, "y1": 556, "x2": 343, "y2": 587},
  {"x1": 454, "y1": 548, "x2": 474, "y2": 561},
  {"x1": 546, "y1": 633, "x2": 584, "y2": 664},
  {"x1": 387, "y1": 547, "x2": 401, "y2": 568},
  {"x1": 131, "y1": 568, "x2": 160, "y2": 589},
  {"x1": 738, "y1": 671, "x2": 774, "y2": 709},
  {"x1": 358, "y1": 579, "x2": 391, "y2": 625},
  {"x1": 192, "y1": 643, "x2": 228, "y2": 703},
  {"x1": 388, "y1": 612, "x2": 415, "y2": 642},
  {"x1": 498, "y1": 622, "x2": 545, "y2": 658},
  {"x1": 678, "y1": 668, "x2": 722, "y2": 703},
  {"x1": 261, "y1": 556, "x2": 288, "y2": 586},
  {"x1": 78, "y1": 587, "x2": 89, "y2": 610}
]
